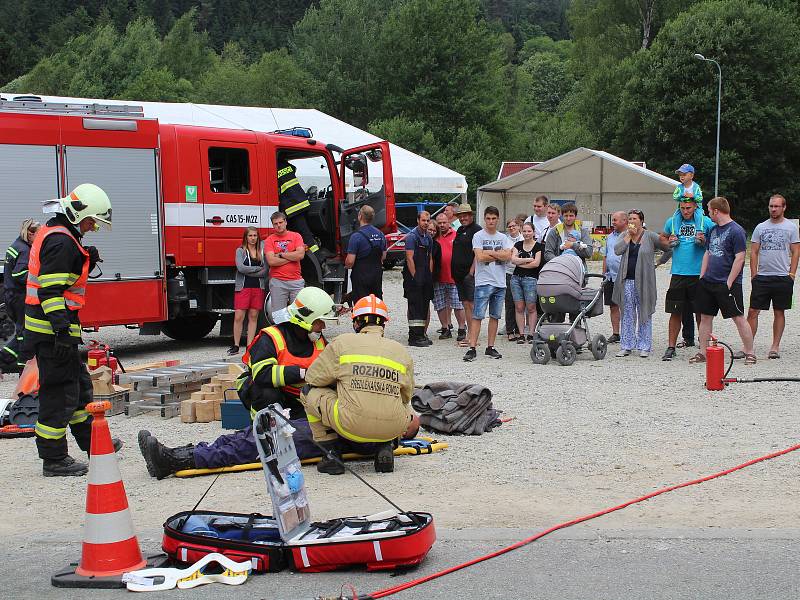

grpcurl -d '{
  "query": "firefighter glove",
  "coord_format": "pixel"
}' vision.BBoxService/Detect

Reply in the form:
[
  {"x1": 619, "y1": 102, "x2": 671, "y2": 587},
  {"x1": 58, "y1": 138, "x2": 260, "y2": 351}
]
[
  {"x1": 85, "y1": 245, "x2": 102, "y2": 270},
  {"x1": 53, "y1": 330, "x2": 73, "y2": 359}
]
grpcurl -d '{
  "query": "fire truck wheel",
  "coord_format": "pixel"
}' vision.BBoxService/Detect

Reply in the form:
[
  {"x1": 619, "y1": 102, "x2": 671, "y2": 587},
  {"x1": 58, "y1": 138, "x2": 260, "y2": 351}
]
[{"x1": 161, "y1": 314, "x2": 218, "y2": 341}]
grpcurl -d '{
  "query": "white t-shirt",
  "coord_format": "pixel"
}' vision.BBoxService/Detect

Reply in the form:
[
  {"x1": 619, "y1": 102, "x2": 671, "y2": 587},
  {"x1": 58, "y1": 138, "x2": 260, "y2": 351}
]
[
  {"x1": 525, "y1": 214, "x2": 550, "y2": 243},
  {"x1": 472, "y1": 229, "x2": 513, "y2": 288},
  {"x1": 505, "y1": 233, "x2": 523, "y2": 274}
]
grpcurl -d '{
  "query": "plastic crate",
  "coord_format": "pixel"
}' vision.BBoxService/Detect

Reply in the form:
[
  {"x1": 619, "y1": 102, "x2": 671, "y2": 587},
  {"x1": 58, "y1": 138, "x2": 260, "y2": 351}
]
[{"x1": 220, "y1": 401, "x2": 250, "y2": 430}]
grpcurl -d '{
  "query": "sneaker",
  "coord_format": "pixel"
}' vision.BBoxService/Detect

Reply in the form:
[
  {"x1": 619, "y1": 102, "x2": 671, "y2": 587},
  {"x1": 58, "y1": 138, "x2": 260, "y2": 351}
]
[
  {"x1": 639, "y1": 351, "x2": 650, "y2": 358},
  {"x1": 607, "y1": 333, "x2": 621, "y2": 344},
  {"x1": 661, "y1": 347, "x2": 676, "y2": 361},
  {"x1": 615, "y1": 349, "x2": 631, "y2": 357},
  {"x1": 485, "y1": 346, "x2": 502, "y2": 359},
  {"x1": 463, "y1": 348, "x2": 477, "y2": 362},
  {"x1": 439, "y1": 329, "x2": 453, "y2": 340},
  {"x1": 226, "y1": 345, "x2": 240, "y2": 356},
  {"x1": 456, "y1": 329, "x2": 467, "y2": 342}
]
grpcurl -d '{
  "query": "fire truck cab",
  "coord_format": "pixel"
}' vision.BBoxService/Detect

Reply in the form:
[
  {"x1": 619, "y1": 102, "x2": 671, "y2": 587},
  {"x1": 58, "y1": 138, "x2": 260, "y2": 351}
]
[{"x1": 0, "y1": 99, "x2": 396, "y2": 340}]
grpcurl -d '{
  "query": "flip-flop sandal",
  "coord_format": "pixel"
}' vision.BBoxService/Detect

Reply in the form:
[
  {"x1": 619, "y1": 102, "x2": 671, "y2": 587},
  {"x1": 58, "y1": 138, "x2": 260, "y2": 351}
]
[
  {"x1": 745, "y1": 353, "x2": 757, "y2": 365},
  {"x1": 732, "y1": 350, "x2": 746, "y2": 360},
  {"x1": 768, "y1": 351, "x2": 781, "y2": 359},
  {"x1": 688, "y1": 352, "x2": 706, "y2": 364}
]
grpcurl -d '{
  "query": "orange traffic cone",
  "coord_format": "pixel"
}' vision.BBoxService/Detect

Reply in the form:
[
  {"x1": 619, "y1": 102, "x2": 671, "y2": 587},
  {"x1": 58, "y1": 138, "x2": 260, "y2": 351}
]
[{"x1": 52, "y1": 400, "x2": 166, "y2": 588}]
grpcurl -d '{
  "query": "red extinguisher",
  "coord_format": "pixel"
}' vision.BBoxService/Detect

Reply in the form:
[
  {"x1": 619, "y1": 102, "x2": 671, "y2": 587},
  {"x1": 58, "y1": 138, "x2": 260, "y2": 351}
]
[
  {"x1": 86, "y1": 340, "x2": 119, "y2": 376},
  {"x1": 705, "y1": 336, "x2": 725, "y2": 391}
]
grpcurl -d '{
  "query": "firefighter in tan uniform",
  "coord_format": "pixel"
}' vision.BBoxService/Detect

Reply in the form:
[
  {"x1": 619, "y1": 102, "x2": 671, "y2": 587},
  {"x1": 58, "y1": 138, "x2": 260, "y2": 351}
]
[{"x1": 301, "y1": 294, "x2": 416, "y2": 475}]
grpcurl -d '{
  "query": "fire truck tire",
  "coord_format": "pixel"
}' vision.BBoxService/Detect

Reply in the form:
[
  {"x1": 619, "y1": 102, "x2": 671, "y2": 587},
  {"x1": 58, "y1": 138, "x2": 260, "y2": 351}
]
[{"x1": 161, "y1": 314, "x2": 218, "y2": 341}]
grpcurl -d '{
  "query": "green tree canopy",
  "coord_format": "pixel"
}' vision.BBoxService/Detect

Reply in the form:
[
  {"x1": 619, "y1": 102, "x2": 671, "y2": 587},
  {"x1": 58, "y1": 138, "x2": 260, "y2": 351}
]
[{"x1": 607, "y1": 0, "x2": 800, "y2": 226}]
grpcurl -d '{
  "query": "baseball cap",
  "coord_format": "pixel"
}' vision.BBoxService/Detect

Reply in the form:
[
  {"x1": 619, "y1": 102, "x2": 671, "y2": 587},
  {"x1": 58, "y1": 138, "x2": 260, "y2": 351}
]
[
  {"x1": 675, "y1": 164, "x2": 695, "y2": 174},
  {"x1": 455, "y1": 203, "x2": 474, "y2": 215}
]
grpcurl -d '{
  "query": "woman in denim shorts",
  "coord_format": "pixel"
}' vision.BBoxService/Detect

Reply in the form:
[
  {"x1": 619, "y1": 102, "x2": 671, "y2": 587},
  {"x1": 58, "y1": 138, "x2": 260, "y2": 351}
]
[{"x1": 510, "y1": 222, "x2": 543, "y2": 343}]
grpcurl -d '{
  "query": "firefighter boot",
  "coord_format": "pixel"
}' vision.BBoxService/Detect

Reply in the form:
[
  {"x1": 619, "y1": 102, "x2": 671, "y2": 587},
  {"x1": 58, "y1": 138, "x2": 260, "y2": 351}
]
[
  {"x1": 373, "y1": 441, "x2": 395, "y2": 473},
  {"x1": 408, "y1": 327, "x2": 428, "y2": 348},
  {"x1": 316, "y1": 440, "x2": 345, "y2": 475},
  {"x1": 144, "y1": 437, "x2": 195, "y2": 480},
  {"x1": 138, "y1": 430, "x2": 156, "y2": 477},
  {"x1": 43, "y1": 455, "x2": 89, "y2": 477}
]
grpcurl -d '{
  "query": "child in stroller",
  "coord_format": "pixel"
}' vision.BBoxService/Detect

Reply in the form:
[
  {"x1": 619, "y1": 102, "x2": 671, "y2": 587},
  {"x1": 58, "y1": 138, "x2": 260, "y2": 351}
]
[{"x1": 531, "y1": 254, "x2": 607, "y2": 366}]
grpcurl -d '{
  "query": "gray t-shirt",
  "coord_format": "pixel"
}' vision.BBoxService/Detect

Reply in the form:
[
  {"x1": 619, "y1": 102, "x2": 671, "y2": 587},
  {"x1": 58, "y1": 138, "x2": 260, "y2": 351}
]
[
  {"x1": 472, "y1": 229, "x2": 513, "y2": 288},
  {"x1": 752, "y1": 219, "x2": 800, "y2": 276}
]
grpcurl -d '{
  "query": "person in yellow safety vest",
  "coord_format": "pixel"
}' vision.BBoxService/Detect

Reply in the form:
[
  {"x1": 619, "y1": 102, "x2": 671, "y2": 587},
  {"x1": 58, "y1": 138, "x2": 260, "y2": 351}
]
[
  {"x1": 26, "y1": 184, "x2": 117, "y2": 477},
  {"x1": 301, "y1": 294, "x2": 419, "y2": 475},
  {"x1": 137, "y1": 286, "x2": 338, "y2": 478},
  {"x1": 277, "y1": 157, "x2": 325, "y2": 261}
]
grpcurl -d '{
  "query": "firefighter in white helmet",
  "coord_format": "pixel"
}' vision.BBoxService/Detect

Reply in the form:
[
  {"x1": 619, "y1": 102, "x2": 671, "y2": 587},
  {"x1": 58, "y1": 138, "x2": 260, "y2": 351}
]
[
  {"x1": 27, "y1": 183, "x2": 114, "y2": 477},
  {"x1": 301, "y1": 294, "x2": 418, "y2": 475}
]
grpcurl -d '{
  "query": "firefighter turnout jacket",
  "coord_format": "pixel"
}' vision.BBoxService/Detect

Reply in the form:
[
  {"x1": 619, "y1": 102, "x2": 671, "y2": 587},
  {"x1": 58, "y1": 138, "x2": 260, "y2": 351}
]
[
  {"x1": 302, "y1": 325, "x2": 414, "y2": 443},
  {"x1": 277, "y1": 158, "x2": 310, "y2": 219},
  {"x1": 24, "y1": 216, "x2": 89, "y2": 345},
  {"x1": 4, "y1": 236, "x2": 32, "y2": 296},
  {"x1": 238, "y1": 321, "x2": 326, "y2": 418}
]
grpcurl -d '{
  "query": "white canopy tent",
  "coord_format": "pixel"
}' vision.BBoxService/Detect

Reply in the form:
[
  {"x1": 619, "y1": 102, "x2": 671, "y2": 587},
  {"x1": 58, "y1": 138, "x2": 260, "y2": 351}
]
[
  {"x1": 22, "y1": 94, "x2": 467, "y2": 196},
  {"x1": 478, "y1": 148, "x2": 680, "y2": 231}
]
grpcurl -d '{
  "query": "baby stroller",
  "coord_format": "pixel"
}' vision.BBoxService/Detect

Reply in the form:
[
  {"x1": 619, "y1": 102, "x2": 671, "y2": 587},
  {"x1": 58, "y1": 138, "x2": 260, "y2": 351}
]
[{"x1": 530, "y1": 254, "x2": 607, "y2": 366}]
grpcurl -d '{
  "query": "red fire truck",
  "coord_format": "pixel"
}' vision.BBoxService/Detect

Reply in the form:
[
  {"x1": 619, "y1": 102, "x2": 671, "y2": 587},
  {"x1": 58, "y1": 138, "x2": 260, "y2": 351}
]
[{"x1": 0, "y1": 98, "x2": 396, "y2": 340}]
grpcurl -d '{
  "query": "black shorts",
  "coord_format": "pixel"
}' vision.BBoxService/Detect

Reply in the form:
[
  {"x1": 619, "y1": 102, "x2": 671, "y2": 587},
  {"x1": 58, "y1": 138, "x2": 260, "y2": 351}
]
[
  {"x1": 455, "y1": 274, "x2": 475, "y2": 303},
  {"x1": 665, "y1": 275, "x2": 699, "y2": 314},
  {"x1": 695, "y1": 279, "x2": 744, "y2": 319},
  {"x1": 750, "y1": 275, "x2": 794, "y2": 310},
  {"x1": 603, "y1": 280, "x2": 617, "y2": 306}
]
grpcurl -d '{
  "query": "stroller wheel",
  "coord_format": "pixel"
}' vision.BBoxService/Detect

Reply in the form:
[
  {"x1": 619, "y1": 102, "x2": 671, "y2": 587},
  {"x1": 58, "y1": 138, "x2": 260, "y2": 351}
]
[
  {"x1": 555, "y1": 342, "x2": 577, "y2": 366},
  {"x1": 590, "y1": 334, "x2": 607, "y2": 360},
  {"x1": 531, "y1": 342, "x2": 550, "y2": 365}
]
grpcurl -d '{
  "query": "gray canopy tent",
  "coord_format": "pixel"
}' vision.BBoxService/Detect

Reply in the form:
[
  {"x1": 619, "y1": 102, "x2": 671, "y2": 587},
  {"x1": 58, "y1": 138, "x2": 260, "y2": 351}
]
[{"x1": 477, "y1": 148, "x2": 680, "y2": 231}]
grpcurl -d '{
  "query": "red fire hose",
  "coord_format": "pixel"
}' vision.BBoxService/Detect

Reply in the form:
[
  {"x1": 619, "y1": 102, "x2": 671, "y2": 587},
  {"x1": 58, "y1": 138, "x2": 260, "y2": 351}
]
[{"x1": 355, "y1": 441, "x2": 800, "y2": 599}]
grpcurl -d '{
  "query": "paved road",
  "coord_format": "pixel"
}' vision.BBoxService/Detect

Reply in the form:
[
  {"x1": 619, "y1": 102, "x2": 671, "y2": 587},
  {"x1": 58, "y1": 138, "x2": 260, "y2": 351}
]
[{"x1": 4, "y1": 527, "x2": 798, "y2": 599}]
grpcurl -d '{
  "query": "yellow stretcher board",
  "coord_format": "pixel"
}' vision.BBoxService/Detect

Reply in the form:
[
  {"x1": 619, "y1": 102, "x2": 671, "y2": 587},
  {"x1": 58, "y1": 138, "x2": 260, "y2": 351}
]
[{"x1": 174, "y1": 437, "x2": 448, "y2": 478}]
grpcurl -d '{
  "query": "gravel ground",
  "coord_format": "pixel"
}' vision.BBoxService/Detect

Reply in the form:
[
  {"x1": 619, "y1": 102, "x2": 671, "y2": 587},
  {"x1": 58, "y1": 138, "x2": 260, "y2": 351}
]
[{"x1": 1, "y1": 261, "x2": 798, "y2": 538}]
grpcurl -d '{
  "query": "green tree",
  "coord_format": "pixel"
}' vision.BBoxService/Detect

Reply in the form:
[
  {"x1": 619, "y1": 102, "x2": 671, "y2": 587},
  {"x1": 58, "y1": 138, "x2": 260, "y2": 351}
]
[
  {"x1": 568, "y1": 0, "x2": 698, "y2": 76},
  {"x1": 292, "y1": 0, "x2": 391, "y2": 128},
  {"x1": 610, "y1": 0, "x2": 800, "y2": 226},
  {"x1": 375, "y1": 0, "x2": 512, "y2": 140},
  {"x1": 159, "y1": 9, "x2": 217, "y2": 83},
  {"x1": 194, "y1": 45, "x2": 313, "y2": 107}
]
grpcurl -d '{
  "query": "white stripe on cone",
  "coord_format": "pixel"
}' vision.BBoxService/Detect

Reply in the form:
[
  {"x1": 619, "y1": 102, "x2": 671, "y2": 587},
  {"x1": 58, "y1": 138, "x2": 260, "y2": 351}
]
[
  {"x1": 87, "y1": 453, "x2": 123, "y2": 485},
  {"x1": 83, "y1": 509, "x2": 137, "y2": 544}
]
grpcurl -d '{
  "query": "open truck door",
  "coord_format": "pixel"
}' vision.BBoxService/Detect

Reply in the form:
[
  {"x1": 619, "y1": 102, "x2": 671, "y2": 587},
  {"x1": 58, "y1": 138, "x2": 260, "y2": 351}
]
[{"x1": 337, "y1": 141, "x2": 395, "y2": 256}]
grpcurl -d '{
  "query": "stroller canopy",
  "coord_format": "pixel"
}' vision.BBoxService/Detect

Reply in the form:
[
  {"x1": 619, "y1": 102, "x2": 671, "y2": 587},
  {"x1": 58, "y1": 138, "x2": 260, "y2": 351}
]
[{"x1": 537, "y1": 254, "x2": 583, "y2": 299}]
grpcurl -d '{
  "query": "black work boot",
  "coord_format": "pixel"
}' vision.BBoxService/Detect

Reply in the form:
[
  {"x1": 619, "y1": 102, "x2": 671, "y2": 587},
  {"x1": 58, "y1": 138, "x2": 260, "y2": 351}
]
[
  {"x1": 407, "y1": 327, "x2": 428, "y2": 347},
  {"x1": 138, "y1": 430, "x2": 155, "y2": 477},
  {"x1": 373, "y1": 441, "x2": 395, "y2": 473},
  {"x1": 144, "y1": 437, "x2": 195, "y2": 480},
  {"x1": 43, "y1": 455, "x2": 88, "y2": 477},
  {"x1": 317, "y1": 440, "x2": 345, "y2": 475}
]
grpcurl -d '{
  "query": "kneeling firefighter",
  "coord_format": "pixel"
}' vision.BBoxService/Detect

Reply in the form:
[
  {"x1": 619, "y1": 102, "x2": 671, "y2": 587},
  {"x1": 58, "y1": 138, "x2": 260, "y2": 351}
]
[
  {"x1": 27, "y1": 184, "x2": 112, "y2": 477},
  {"x1": 138, "y1": 286, "x2": 338, "y2": 479},
  {"x1": 301, "y1": 294, "x2": 417, "y2": 475}
]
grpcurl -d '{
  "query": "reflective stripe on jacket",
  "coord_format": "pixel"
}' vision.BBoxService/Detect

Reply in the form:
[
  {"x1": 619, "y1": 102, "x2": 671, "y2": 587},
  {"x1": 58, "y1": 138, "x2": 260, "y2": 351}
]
[
  {"x1": 26, "y1": 225, "x2": 89, "y2": 310},
  {"x1": 303, "y1": 325, "x2": 414, "y2": 443}
]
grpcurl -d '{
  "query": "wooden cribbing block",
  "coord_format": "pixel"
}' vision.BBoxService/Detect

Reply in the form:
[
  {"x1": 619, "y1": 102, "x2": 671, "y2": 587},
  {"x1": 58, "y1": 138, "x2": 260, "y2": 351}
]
[
  {"x1": 194, "y1": 400, "x2": 215, "y2": 423},
  {"x1": 180, "y1": 400, "x2": 196, "y2": 423}
]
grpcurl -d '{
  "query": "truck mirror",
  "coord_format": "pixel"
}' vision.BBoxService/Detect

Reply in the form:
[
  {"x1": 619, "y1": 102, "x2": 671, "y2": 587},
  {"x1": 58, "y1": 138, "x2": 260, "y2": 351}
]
[
  {"x1": 366, "y1": 149, "x2": 382, "y2": 162},
  {"x1": 346, "y1": 155, "x2": 368, "y2": 188}
]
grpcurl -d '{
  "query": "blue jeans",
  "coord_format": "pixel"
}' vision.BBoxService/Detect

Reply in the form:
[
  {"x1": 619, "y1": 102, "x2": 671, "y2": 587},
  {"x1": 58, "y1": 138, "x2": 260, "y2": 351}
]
[
  {"x1": 510, "y1": 275, "x2": 537, "y2": 304},
  {"x1": 473, "y1": 285, "x2": 505, "y2": 320}
]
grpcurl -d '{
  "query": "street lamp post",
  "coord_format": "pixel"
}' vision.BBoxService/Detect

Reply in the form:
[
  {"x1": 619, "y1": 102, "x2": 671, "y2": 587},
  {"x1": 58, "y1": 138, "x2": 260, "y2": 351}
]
[{"x1": 693, "y1": 53, "x2": 722, "y2": 198}]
